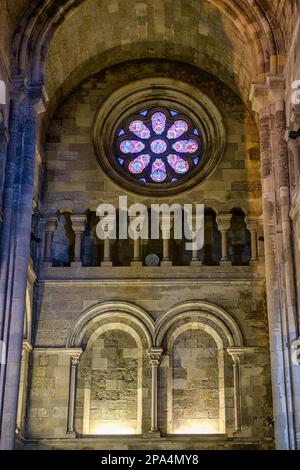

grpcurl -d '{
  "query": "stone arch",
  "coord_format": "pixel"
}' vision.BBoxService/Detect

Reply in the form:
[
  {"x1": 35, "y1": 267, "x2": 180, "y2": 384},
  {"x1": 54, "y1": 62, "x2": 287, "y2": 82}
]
[
  {"x1": 67, "y1": 301, "x2": 155, "y2": 349},
  {"x1": 155, "y1": 301, "x2": 244, "y2": 348}
]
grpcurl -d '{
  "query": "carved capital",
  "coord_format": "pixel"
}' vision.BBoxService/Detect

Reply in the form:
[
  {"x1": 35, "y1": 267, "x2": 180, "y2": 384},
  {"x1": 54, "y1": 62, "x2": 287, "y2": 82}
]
[
  {"x1": 70, "y1": 214, "x2": 87, "y2": 233},
  {"x1": 45, "y1": 217, "x2": 57, "y2": 233},
  {"x1": 28, "y1": 84, "x2": 48, "y2": 114},
  {"x1": 71, "y1": 354, "x2": 82, "y2": 367},
  {"x1": 216, "y1": 213, "x2": 232, "y2": 232},
  {"x1": 249, "y1": 82, "x2": 269, "y2": 114},
  {"x1": 147, "y1": 347, "x2": 163, "y2": 367},
  {"x1": 245, "y1": 215, "x2": 258, "y2": 232}
]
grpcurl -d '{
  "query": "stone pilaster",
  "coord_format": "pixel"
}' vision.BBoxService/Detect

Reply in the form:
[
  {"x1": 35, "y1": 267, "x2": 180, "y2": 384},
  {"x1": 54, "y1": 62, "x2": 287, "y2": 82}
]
[
  {"x1": 147, "y1": 347, "x2": 163, "y2": 435},
  {"x1": 67, "y1": 352, "x2": 82, "y2": 436}
]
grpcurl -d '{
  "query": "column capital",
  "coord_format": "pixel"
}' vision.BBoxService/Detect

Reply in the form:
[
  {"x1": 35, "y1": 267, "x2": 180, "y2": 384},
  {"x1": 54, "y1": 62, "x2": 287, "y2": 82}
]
[
  {"x1": 245, "y1": 215, "x2": 258, "y2": 231},
  {"x1": 249, "y1": 82, "x2": 269, "y2": 114},
  {"x1": 216, "y1": 213, "x2": 232, "y2": 232},
  {"x1": 227, "y1": 346, "x2": 260, "y2": 364},
  {"x1": 28, "y1": 84, "x2": 48, "y2": 114},
  {"x1": 70, "y1": 214, "x2": 87, "y2": 233},
  {"x1": 147, "y1": 347, "x2": 163, "y2": 366},
  {"x1": 71, "y1": 352, "x2": 82, "y2": 366},
  {"x1": 45, "y1": 217, "x2": 57, "y2": 233}
]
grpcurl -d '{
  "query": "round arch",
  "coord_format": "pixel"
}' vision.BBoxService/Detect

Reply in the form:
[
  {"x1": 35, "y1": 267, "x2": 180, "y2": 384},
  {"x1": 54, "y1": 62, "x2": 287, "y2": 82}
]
[
  {"x1": 155, "y1": 300, "x2": 244, "y2": 347},
  {"x1": 67, "y1": 301, "x2": 155, "y2": 349}
]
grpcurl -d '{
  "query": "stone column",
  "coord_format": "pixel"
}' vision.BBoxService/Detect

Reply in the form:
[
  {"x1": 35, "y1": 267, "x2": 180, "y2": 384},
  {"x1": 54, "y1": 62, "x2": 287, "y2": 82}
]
[
  {"x1": 190, "y1": 215, "x2": 203, "y2": 266},
  {"x1": 246, "y1": 216, "x2": 258, "y2": 262},
  {"x1": 227, "y1": 348, "x2": 243, "y2": 433},
  {"x1": 147, "y1": 347, "x2": 163, "y2": 435},
  {"x1": 101, "y1": 237, "x2": 112, "y2": 267},
  {"x1": 0, "y1": 83, "x2": 47, "y2": 450},
  {"x1": 16, "y1": 341, "x2": 32, "y2": 436},
  {"x1": 67, "y1": 353, "x2": 82, "y2": 436},
  {"x1": 161, "y1": 215, "x2": 173, "y2": 267},
  {"x1": 130, "y1": 216, "x2": 143, "y2": 267},
  {"x1": 44, "y1": 217, "x2": 57, "y2": 265},
  {"x1": 216, "y1": 214, "x2": 232, "y2": 266},
  {"x1": 70, "y1": 215, "x2": 86, "y2": 267},
  {"x1": 250, "y1": 77, "x2": 300, "y2": 450}
]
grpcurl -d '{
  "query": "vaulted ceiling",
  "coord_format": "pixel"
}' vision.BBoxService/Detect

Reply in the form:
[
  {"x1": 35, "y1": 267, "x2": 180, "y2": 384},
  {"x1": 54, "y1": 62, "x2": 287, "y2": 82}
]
[{"x1": 0, "y1": 0, "x2": 298, "y2": 110}]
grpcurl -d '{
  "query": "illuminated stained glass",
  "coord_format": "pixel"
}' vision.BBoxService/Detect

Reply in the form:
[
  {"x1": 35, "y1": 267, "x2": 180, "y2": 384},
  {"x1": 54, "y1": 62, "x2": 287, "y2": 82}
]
[
  {"x1": 151, "y1": 112, "x2": 166, "y2": 135},
  {"x1": 172, "y1": 139, "x2": 198, "y2": 154},
  {"x1": 120, "y1": 140, "x2": 145, "y2": 154},
  {"x1": 116, "y1": 107, "x2": 202, "y2": 185},
  {"x1": 167, "y1": 154, "x2": 189, "y2": 174},
  {"x1": 128, "y1": 154, "x2": 150, "y2": 174},
  {"x1": 151, "y1": 139, "x2": 168, "y2": 155},
  {"x1": 129, "y1": 120, "x2": 151, "y2": 139},
  {"x1": 151, "y1": 159, "x2": 167, "y2": 182},
  {"x1": 167, "y1": 120, "x2": 189, "y2": 139}
]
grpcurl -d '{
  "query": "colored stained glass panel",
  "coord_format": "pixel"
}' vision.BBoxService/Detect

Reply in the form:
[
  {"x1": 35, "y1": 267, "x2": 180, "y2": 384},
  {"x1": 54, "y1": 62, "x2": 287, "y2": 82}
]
[
  {"x1": 151, "y1": 112, "x2": 167, "y2": 135},
  {"x1": 151, "y1": 159, "x2": 167, "y2": 182},
  {"x1": 129, "y1": 120, "x2": 151, "y2": 139},
  {"x1": 120, "y1": 140, "x2": 145, "y2": 154},
  {"x1": 172, "y1": 139, "x2": 198, "y2": 154},
  {"x1": 167, "y1": 120, "x2": 189, "y2": 139},
  {"x1": 128, "y1": 154, "x2": 151, "y2": 174},
  {"x1": 167, "y1": 154, "x2": 189, "y2": 174},
  {"x1": 150, "y1": 139, "x2": 168, "y2": 155}
]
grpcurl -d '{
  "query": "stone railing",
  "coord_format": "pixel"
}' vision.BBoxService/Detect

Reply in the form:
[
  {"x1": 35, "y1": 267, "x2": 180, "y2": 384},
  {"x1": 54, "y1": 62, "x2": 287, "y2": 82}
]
[{"x1": 43, "y1": 209, "x2": 263, "y2": 268}]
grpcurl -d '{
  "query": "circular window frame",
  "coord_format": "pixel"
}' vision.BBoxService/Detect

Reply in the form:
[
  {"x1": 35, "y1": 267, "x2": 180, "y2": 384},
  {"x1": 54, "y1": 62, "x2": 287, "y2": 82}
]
[{"x1": 93, "y1": 78, "x2": 226, "y2": 197}]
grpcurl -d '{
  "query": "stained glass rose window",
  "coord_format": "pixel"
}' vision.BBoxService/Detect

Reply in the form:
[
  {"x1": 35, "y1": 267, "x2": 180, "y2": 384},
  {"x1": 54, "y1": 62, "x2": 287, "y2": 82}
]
[{"x1": 116, "y1": 108, "x2": 202, "y2": 185}]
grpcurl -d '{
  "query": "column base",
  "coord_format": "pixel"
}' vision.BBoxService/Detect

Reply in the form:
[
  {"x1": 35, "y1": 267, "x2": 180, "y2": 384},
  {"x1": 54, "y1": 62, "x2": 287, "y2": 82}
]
[
  {"x1": 147, "y1": 430, "x2": 161, "y2": 438},
  {"x1": 220, "y1": 260, "x2": 232, "y2": 267},
  {"x1": 161, "y1": 260, "x2": 172, "y2": 267},
  {"x1": 43, "y1": 261, "x2": 53, "y2": 268},
  {"x1": 101, "y1": 261, "x2": 113, "y2": 267},
  {"x1": 131, "y1": 261, "x2": 143, "y2": 267},
  {"x1": 71, "y1": 262, "x2": 83, "y2": 267},
  {"x1": 66, "y1": 431, "x2": 77, "y2": 439},
  {"x1": 190, "y1": 260, "x2": 203, "y2": 266}
]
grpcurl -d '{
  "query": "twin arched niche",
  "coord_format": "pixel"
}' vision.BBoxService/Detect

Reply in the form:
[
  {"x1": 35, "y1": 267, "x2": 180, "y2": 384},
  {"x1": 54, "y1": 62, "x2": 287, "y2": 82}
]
[{"x1": 67, "y1": 301, "x2": 248, "y2": 437}]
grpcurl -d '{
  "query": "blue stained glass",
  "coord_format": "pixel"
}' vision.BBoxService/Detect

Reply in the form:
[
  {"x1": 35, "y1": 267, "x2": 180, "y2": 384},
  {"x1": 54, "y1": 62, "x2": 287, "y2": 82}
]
[
  {"x1": 194, "y1": 157, "x2": 200, "y2": 166},
  {"x1": 140, "y1": 110, "x2": 148, "y2": 116},
  {"x1": 170, "y1": 110, "x2": 179, "y2": 116},
  {"x1": 118, "y1": 157, "x2": 124, "y2": 165},
  {"x1": 151, "y1": 139, "x2": 168, "y2": 155},
  {"x1": 119, "y1": 129, "x2": 125, "y2": 136},
  {"x1": 193, "y1": 129, "x2": 199, "y2": 136},
  {"x1": 140, "y1": 178, "x2": 147, "y2": 183},
  {"x1": 171, "y1": 178, "x2": 178, "y2": 182}
]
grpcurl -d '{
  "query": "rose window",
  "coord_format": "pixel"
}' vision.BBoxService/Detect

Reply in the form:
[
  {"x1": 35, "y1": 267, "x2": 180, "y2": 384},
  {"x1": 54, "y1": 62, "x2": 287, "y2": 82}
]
[{"x1": 115, "y1": 107, "x2": 202, "y2": 185}]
